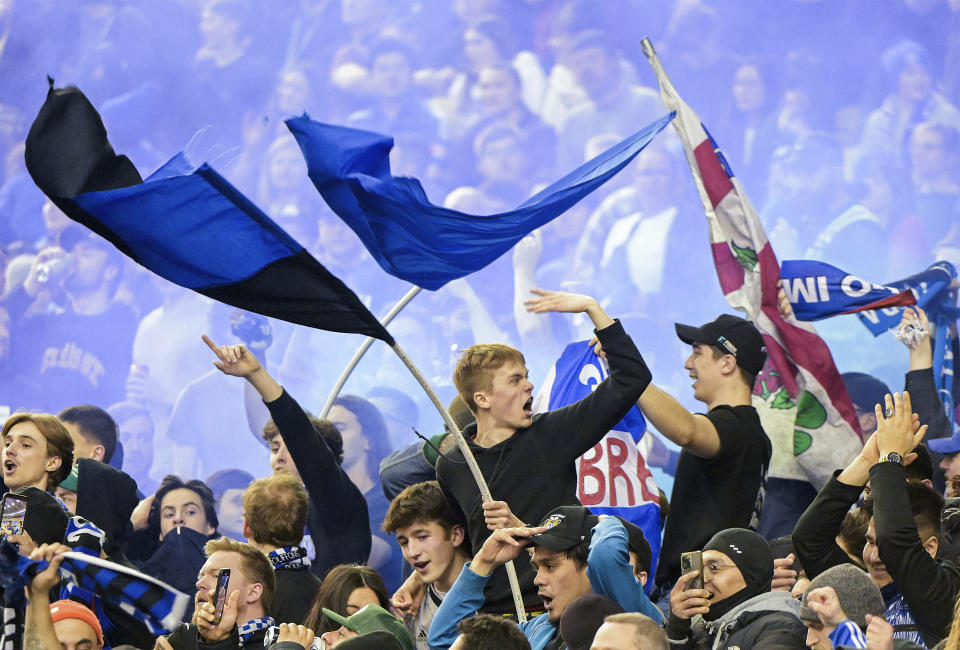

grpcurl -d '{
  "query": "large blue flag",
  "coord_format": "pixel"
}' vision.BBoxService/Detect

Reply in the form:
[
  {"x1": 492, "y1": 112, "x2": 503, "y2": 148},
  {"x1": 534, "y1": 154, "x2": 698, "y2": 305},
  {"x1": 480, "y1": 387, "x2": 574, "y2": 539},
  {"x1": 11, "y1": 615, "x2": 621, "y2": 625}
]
[
  {"x1": 782, "y1": 259, "x2": 958, "y2": 428},
  {"x1": 286, "y1": 112, "x2": 674, "y2": 290},
  {"x1": 533, "y1": 341, "x2": 660, "y2": 585},
  {"x1": 24, "y1": 84, "x2": 392, "y2": 343}
]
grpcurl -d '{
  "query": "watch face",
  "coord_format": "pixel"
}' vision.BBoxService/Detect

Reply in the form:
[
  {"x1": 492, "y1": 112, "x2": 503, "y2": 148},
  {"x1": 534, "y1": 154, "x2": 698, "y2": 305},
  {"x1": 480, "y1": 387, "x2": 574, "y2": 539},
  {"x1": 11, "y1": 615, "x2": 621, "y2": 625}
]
[{"x1": 886, "y1": 453, "x2": 903, "y2": 464}]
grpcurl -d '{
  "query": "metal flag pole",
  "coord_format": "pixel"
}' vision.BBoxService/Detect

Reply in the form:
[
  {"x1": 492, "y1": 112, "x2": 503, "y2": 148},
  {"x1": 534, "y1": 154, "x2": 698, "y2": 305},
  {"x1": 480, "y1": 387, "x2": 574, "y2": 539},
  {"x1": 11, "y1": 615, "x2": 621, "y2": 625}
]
[
  {"x1": 391, "y1": 341, "x2": 528, "y2": 622},
  {"x1": 319, "y1": 285, "x2": 423, "y2": 418}
]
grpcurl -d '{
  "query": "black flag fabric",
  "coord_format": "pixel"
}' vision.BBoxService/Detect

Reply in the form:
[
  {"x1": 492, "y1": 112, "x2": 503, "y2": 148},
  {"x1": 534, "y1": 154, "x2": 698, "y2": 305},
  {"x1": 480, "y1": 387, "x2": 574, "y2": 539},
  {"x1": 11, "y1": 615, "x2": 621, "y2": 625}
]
[{"x1": 24, "y1": 83, "x2": 393, "y2": 344}]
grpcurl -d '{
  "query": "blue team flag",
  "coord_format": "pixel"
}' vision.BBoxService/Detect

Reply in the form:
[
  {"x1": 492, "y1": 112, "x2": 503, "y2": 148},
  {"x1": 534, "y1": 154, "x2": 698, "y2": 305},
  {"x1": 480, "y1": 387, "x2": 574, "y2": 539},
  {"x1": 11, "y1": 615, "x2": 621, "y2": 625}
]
[
  {"x1": 286, "y1": 112, "x2": 675, "y2": 290},
  {"x1": 534, "y1": 341, "x2": 660, "y2": 584},
  {"x1": 24, "y1": 83, "x2": 392, "y2": 344},
  {"x1": 779, "y1": 260, "x2": 916, "y2": 322},
  {"x1": 782, "y1": 259, "x2": 959, "y2": 429}
]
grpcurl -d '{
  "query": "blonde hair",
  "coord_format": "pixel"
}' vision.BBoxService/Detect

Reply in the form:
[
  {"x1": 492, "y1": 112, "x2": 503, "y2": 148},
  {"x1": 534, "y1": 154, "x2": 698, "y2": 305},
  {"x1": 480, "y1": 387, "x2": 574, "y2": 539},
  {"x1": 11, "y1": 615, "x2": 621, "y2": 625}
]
[
  {"x1": 242, "y1": 472, "x2": 308, "y2": 547},
  {"x1": 204, "y1": 538, "x2": 277, "y2": 609},
  {"x1": 1, "y1": 412, "x2": 74, "y2": 489},
  {"x1": 453, "y1": 344, "x2": 526, "y2": 413}
]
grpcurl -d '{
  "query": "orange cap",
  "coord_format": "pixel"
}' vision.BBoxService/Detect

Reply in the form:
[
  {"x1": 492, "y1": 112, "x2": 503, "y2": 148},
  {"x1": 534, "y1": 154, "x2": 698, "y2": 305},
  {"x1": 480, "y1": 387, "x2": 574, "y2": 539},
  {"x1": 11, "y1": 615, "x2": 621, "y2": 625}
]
[{"x1": 49, "y1": 600, "x2": 103, "y2": 646}]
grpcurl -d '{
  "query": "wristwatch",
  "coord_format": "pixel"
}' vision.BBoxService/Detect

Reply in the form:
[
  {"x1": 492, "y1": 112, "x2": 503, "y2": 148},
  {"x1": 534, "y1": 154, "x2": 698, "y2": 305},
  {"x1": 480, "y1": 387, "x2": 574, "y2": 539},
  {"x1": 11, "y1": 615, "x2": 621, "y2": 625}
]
[{"x1": 882, "y1": 452, "x2": 904, "y2": 465}]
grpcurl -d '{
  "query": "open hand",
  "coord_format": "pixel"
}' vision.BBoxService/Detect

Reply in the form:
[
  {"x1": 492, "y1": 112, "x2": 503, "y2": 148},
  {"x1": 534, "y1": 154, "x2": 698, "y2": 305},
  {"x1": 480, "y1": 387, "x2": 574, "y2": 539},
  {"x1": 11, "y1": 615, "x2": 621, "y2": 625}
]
[
  {"x1": 524, "y1": 289, "x2": 597, "y2": 314},
  {"x1": 473, "y1": 526, "x2": 547, "y2": 576},
  {"x1": 875, "y1": 392, "x2": 927, "y2": 460}
]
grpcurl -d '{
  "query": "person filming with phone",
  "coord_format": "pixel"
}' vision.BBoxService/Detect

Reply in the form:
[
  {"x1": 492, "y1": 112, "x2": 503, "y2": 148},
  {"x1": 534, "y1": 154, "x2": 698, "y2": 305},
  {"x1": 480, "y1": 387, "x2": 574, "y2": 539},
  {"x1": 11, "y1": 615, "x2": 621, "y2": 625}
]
[
  {"x1": 667, "y1": 528, "x2": 806, "y2": 649},
  {"x1": 160, "y1": 538, "x2": 277, "y2": 650}
]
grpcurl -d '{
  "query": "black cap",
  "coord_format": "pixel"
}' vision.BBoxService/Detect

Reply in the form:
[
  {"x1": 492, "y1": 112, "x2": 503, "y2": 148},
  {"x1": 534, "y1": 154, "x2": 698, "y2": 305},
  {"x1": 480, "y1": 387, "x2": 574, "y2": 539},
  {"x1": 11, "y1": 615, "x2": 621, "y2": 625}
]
[
  {"x1": 614, "y1": 516, "x2": 652, "y2": 573},
  {"x1": 675, "y1": 314, "x2": 766, "y2": 375},
  {"x1": 531, "y1": 506, "x2": 599, "y2": 551}
]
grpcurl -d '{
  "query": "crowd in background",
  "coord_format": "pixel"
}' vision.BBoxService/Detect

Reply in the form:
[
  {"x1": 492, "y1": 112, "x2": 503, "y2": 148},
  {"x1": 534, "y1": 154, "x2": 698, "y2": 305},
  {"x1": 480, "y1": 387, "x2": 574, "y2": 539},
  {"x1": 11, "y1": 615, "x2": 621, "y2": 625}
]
[{"x1": 1, "y1": 0, "x2": 960, "y2": 649}]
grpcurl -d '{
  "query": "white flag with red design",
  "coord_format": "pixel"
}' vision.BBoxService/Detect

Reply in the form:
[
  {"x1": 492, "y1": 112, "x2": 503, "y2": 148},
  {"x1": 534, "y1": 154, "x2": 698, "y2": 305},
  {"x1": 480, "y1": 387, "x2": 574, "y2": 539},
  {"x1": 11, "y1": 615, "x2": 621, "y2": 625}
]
[{"x1": 642, "y1": 39, "x2": 862, "y2": 488}]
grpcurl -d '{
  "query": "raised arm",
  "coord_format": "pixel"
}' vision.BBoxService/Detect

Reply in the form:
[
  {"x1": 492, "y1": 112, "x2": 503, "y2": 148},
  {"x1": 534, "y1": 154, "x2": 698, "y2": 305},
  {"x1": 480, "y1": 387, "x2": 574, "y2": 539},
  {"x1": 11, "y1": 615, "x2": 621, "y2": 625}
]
[
  {"x1": 524, "y1": 290, "x2": 651, "y2": 460},
  {"x1": 586, "y1": 516, "x2": 664, "y2": 623},
  {"x1": 637, "y1": 385, "x2": 722, "y2": 458},
  {"x1": 899, "y1": 308, "x2": 951, "y2": 442},
  {"x1": 24, "y1": 544, "x2": 69, "y2": 650},
  {"x1": 202, "y1": 335, "x2": 370, "y2": 533}
]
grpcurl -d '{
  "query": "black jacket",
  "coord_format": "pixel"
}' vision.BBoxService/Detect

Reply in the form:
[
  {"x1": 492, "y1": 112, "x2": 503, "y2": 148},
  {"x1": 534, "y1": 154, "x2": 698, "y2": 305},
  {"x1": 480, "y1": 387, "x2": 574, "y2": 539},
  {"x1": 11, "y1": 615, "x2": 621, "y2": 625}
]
[
  {"x1": 436, "y1": 319, "x2": 651, "y2": 612},
  {"x1": 75, "y1": 457, "x2": 140, "y2": 549},
  {"x1": 270, "y1": 567, "x2": 322, "y2": 625},
  {"x1": 264, "y1": 390, "x2": 371, "y2": 578},
  {"x1": 871, "y1": 462, "x2": 960, "y2": 647}
]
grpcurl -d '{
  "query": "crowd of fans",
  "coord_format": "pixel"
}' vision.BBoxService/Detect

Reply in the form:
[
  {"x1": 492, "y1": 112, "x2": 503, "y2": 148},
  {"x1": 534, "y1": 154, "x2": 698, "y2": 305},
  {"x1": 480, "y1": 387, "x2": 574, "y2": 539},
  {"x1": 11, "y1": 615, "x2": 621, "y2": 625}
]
[{"x1": 1, "y1": 0, "x2": 960, "y2": 648}]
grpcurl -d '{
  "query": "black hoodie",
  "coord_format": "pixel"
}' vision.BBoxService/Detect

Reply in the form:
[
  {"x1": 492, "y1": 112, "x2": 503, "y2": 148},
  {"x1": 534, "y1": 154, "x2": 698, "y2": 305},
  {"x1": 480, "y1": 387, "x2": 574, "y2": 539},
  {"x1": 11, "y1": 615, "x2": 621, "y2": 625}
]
[{"x1": 74, "y1": 458, "x2": 139, "y2": 552}]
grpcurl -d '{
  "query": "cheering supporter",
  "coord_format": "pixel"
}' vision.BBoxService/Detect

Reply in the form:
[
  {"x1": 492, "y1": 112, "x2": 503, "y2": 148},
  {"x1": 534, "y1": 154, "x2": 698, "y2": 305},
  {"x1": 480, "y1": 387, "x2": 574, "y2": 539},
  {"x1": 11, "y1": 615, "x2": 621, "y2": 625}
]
[
  {"x1": 665, "y1": 528, "x2": 805, "y2": 648},
  {"x1": 304, "y1": 565, "x2": 391, "y2": 636},
  {"x1": 637, "y1": 315, "x2": 771, "y2": 603},
  {"x1": 162, "y1": 538, "x2": 277, "y2": 650},
  {"x1": 793, "y1": 392, "x2": 960, "y2": 647},
  {"x1": 1, "y1": 412, "x2": 73, "y2": 493},
  {"x1": 437, "y1": 290, "x2": 650, "y2": 614},
  {"x1": 242, "y1": 472, "x2": 322, "y2": 626},
  {"x1": 23, "y1": 545, "x2": 103, "y2": 650},
  {"x1": 798, "y1": 563, "x2": 886, "y2": 650},
  {"x1": 428, "y1": 506, "x2": 663, "y2": 649},
  {"x1": 202, "y1": 334, "x2": 372, "y2": 579},
  {"x1": 383, "y1": 481, "x2": 472, "y2": 647}
]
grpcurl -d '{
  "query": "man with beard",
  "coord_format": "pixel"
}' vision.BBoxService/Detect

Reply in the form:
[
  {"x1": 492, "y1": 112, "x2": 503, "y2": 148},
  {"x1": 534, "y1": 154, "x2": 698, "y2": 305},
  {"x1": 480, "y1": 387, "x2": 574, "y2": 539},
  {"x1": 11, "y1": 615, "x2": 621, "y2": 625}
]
[{"x1": 14, "y1": 225, "x2": 136, "y2": 411}]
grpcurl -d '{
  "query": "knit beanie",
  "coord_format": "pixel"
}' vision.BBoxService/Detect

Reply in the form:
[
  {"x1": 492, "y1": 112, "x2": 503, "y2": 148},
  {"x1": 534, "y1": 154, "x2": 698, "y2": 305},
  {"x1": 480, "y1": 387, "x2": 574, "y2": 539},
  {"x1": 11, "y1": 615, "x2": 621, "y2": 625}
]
[
  {"x1": 800, "y1": 564, "x2": 885, "y2": 629},
  {"x1": 702, "y1": 528, "x2": 773, "y2": 621},
  {"x1": 49, "y1": 600, "x2": 104, "y2": 646}
]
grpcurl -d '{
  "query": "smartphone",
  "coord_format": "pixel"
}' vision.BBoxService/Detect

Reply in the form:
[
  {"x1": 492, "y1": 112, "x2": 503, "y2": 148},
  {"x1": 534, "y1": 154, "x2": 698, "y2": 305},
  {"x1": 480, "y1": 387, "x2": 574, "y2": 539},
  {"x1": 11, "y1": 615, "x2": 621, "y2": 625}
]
[
  {"x1": 680, "y1": 551, "x2": 704, "y2": 590},
  {"x1": 212, "y1": 568, "x2": 230, "y2": 625},
  {"x1": 0, "y1": 493, "x2": 27, "y2": 540}
]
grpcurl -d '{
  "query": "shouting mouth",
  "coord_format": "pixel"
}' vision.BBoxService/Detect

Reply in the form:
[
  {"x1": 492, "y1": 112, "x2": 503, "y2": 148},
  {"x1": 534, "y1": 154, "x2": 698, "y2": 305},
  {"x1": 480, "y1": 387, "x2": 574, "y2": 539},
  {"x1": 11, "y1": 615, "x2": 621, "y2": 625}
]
[
  {"x1": 413, "y1": 560, "x2": 431, "y2": 575},
  {"x1": 523, "y1": 398, "x2": 533, "y2": 416}
]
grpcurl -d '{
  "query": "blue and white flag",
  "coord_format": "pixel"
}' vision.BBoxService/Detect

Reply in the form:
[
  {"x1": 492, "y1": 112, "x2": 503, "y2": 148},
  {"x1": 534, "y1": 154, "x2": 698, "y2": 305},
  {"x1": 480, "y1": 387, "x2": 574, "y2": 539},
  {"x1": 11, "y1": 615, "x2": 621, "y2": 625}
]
[
  {"x1": 779, "y1": 260, "x2": 916, "y2": 322},
  {"x1": 533, "y1": 341, "x2": 660, "y2": 583},
  {"x1": 782, "y1": 260, "x2": 959, "y2": 429}
]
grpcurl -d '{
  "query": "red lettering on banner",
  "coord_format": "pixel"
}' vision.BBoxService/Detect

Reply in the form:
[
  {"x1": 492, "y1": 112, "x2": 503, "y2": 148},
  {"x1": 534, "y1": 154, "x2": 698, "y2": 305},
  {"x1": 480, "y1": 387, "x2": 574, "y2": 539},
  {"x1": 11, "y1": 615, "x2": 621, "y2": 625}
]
[
  {"x1": 579, "y1": 443, "x2": 604, "y2": 506},
  {"x1": 606, "y1": 438, "x2": 634, "y2": 507}
]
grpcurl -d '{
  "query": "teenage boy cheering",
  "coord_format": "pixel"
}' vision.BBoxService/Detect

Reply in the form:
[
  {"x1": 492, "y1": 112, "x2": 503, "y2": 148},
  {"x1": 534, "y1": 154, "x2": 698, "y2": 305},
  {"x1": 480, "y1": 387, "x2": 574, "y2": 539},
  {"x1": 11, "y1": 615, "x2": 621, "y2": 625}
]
[{"x1": 436, "y1": 290, "x2": 651, "y2": 614}]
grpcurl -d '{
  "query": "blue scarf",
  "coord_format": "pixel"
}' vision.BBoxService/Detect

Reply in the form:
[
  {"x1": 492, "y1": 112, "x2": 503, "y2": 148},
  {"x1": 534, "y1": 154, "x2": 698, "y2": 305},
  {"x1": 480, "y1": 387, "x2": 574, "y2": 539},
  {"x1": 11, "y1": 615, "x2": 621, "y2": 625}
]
[
  {"x1": 238, "y1": 616, "x2": 275, "y2": 644},
  {"x1": 267, "y1": 546, "x2": 311, "y2": 570}
]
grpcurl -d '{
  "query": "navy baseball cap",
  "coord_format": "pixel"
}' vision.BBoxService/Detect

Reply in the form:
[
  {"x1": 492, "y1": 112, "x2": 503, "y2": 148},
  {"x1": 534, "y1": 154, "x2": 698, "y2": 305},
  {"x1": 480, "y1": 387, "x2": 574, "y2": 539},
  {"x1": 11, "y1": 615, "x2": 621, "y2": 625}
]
[
  {"x1": 929, "y1": 427, "x2": 960, "y2": 455},
  {"x1": 675, "y1": 314, "x2": 767, "y2": 375}
]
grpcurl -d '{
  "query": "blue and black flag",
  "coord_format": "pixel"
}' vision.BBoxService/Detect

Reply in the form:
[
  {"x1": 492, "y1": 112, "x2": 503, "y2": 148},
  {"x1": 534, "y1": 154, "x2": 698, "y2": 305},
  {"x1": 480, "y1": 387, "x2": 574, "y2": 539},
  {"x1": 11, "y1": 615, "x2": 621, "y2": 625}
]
[{"x1": 24, "y1": 82, "x2": 393, "y2": 344}]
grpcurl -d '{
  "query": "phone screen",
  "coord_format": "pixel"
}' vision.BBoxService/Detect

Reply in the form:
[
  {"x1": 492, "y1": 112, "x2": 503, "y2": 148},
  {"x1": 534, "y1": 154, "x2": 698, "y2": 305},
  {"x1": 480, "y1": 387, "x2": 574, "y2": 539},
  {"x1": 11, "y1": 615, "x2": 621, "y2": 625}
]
[
  {"x1": 212, "y1": 568, "x2": 231, "y2": 625},
  {"x1": 0, "y1": 494, "x2": 27, "y2": 540}
]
